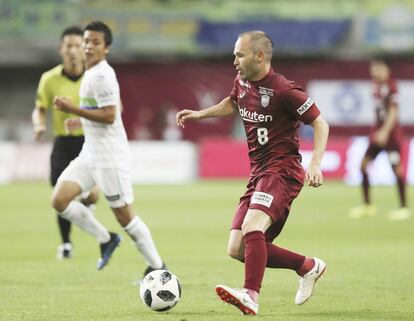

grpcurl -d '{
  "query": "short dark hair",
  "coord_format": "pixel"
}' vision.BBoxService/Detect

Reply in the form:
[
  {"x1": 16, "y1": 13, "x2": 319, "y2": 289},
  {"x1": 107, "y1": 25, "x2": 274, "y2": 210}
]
[
  {"x1": 238, "y1": 30, "x2": 273, "y2": 62},
  {"x1": 370, "y1": 56, "x2": 390, "y2": 67},
  {"x1": 83, "y1": 21, "x2": 113, "y2": 46},
  {"x1": 60, "y1": 26, "x2": 83, "y2": 40}
]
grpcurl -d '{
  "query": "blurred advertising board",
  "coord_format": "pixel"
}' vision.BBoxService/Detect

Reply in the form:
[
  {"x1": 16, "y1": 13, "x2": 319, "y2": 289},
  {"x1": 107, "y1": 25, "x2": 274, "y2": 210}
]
[
  {"x1": 308, "y1": 80, "x2": 414, "y2": 126},
  {"x1": 0, "y1": 142, "x2": 197, "y2": 184},
  {"x1": 363, "y1": 0, "x2": 414, "y2": 52},
  {"x1": 199, "y1": 137, "x2": 414, "y2": 185},
  {"x1": 198, "y1": 139, "x2": 348, "y2": 179},
  {"x1": 129, "y1": 141, "x2": 197, "y2": 184},
  {"x1": 1, "y1": 138, "x2": 413, "y2": 185},
  {"x1": 197, "y1": 19, "x2": 350, "y2": 54},
  {"x1": 8, "y1": 0, "x2": 414, "y2": 62}
]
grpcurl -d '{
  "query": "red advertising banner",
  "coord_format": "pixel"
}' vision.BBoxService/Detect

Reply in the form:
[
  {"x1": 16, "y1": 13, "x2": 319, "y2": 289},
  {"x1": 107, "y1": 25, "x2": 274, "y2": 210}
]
[
  {"x1": 199, "y1": 138, "x2": 412, "y2": 184},
  {"x1": 199, "y1": 138, "x2": 349, "y2": 179},
  {"x1": 199, "y1": 139, "x2": 250, "y2": 178}
]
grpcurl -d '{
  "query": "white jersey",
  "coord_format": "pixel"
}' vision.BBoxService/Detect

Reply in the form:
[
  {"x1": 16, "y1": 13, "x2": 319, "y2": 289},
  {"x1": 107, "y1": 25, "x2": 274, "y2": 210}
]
[{"x1": 78, "y1": 60, "x2": 130, "y2": 169}]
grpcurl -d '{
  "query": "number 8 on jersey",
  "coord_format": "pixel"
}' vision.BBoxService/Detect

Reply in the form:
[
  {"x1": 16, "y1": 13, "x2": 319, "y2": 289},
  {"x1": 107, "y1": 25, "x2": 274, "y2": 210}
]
[{"x1": 257, "y1": 127, "x2": 269, "y2": 145}]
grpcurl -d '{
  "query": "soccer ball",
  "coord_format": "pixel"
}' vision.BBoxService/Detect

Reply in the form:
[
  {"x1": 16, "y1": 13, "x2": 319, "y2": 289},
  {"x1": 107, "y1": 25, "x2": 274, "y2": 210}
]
[{"x1": 139, "y1": 270, "x2": 181, "y2": 312}]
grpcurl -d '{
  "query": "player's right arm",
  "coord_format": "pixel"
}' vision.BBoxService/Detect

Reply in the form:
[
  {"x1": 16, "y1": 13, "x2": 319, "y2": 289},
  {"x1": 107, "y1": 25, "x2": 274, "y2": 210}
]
[
  {"x1": 307, "y1": 114, "x2": 329, "y2": 187},
  {"x1": 54, "y1": 96, "x2": 116, "y2": 124},
  {"x1": 32, "y1": 107, "x2": 47, "y2": 141},
  {"x1": 374, "y1": 103, "x2": 397, "y2": 146},
  {"x1": 64, "y1": 117, "x2": 82, "y2": 134},
  {"x1": 33, "y1": 73, "x2": 50, "y2": 141},
  {"x1": 176, "y1": 96, "x2": 237, "y2": 128},
  {"x1": 373, "y1": 80, "x2": 398, "y2": 146}
]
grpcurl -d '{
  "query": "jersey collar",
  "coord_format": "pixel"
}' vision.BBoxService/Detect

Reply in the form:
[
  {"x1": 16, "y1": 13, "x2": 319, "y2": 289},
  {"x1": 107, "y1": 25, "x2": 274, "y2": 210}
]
[
  {"x1": 250, "y1": 67, "x2": 274, "y2": 85},
  {"x1": 61, "y1": 67, "x2": 83, "y2": 82}
]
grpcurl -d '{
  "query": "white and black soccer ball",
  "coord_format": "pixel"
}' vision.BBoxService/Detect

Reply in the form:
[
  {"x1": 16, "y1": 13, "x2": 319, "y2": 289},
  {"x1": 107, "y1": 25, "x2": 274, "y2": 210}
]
[{"x1": 139, "y1": 270, "x2": 181, "y2": 312}]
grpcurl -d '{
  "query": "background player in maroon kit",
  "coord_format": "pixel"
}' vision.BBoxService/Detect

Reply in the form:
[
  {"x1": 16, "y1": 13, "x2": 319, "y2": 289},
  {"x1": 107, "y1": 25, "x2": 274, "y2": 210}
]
[
  {"x1": 176, "y1": 31, "x2": 329, "y2": 315},
  {"x1": 349, "y1": 59, "x2": 411, "y2": 221}
]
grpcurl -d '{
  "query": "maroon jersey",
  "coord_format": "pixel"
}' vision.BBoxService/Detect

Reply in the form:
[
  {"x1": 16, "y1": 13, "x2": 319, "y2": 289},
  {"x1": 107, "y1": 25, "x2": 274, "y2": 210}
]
[
  {"x1": 370, "y1": 78, "x2": 402, "y2": 144},
  {"x1": 230, "y1": 68, "x2": 320, "y2": 176}
]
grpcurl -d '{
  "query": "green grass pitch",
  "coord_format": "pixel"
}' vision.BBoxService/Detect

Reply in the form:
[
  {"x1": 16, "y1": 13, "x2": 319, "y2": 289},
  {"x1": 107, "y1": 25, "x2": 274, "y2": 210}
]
[{"x1": 1, "y1": 181, "x2": 413, "y2": 321}]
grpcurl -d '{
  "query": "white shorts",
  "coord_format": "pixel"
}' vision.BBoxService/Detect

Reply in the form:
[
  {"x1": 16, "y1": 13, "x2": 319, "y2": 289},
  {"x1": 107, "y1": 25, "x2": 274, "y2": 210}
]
[{"x1": 58, "y1": 156, "x2": 134, "y2": 208}]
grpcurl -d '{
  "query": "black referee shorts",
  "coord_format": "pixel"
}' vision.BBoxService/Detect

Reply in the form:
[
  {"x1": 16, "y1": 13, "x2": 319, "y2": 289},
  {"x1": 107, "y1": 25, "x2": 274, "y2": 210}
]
[{"x1": 50, "y1": 136, "x2": 85, "y2": 186}]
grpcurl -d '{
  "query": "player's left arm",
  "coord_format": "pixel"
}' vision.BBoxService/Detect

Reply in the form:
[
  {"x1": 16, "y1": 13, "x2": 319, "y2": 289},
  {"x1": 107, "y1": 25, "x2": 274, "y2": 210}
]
[
  {"x1": 280, "y1": 86, "x2": 329, "y2": 187},
  {"x1": 53, "y1": 96, "x2": 116, "y2": 124},
  {"x1": 64, "y1": 117, "x2": 82, "y2": 134},
  {"x1": 32, "y1": 107, "x2": 47, "y2": 141},
  {"x1": 374, "y1": 103, "x2": 397, "y2": 146},
  {"x1": 33, "y1": 74, "x2": 50, "y2": 141},
  {"x1": 307, "y1": 114, "x2": 329, "y2": 187}
]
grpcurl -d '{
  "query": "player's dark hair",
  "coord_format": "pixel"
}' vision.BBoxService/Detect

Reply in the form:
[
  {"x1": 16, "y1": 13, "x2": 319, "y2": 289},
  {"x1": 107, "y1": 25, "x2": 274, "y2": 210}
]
[
  {"x1": 60, "y1": 26, "x2": 83, "y2": 40},
  {"x1": 239, "y1": 30, "x2": 273, "y2": 61},
  {"x1": 370, "y1": 56, "x2": 390, "y2": 67},
  {"x1": 83, "y1": 21, "x2": 113, "y2": 46}
]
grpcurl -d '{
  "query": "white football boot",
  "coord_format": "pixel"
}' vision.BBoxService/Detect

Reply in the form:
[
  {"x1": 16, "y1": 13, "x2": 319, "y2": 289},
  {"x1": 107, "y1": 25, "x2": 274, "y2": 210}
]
[
  {"x1": 56, "y1": 242, "x2": 73, "y2": 260},
  {"x1": 388, "y1": 207, "x2": 411, "y2": 221},
  {"x1": 295, "y1": 257, "x2": 326, "y2": 305},
  {"x1": 348, "y1": 204, "x2": 377, "y2": 219},
  {"x1": 216, "y1": 285, "x2": 258, "y2": 315}
]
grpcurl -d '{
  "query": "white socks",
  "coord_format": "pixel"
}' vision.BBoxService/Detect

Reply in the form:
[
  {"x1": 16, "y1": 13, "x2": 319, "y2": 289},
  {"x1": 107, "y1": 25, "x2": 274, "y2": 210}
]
[
  {"x1": 59, "y1": 201, "x2": 110, "y2": 243},
  {"x1": 59, "y1": 205, "x2": 163, "y2": 268},
  {"x1": 124, "y1": 216, "x2": 163, "y2": 269}
]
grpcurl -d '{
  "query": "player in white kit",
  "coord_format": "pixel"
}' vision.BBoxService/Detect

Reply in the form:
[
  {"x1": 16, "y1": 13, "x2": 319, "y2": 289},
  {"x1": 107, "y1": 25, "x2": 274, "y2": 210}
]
[{"x1": 52, "y1": 21, "x2": 166, "y2": 274}]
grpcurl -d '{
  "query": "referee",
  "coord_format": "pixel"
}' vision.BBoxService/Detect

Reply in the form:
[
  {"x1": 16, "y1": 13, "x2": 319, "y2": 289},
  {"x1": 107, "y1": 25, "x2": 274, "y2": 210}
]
[{"x1": 32, "y1": 26, "x2": 99, "y2": 259}]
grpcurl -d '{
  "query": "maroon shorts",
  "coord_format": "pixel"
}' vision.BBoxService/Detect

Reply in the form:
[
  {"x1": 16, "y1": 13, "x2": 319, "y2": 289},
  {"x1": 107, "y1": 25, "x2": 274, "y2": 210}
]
[
  {"x1": 367, "y1": 127, "x2": 403, "y2": 160},
  {"x1": 231, "y1": 168, "x2": 304, "y2": 242},
  {"x1": 365, "y1": 141, "x2": 401, "y2": 162}
]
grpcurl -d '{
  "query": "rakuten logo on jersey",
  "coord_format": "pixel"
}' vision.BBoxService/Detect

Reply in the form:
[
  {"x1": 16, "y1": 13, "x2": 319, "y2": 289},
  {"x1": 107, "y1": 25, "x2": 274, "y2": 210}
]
[{"x1": 238, "y1": 106, "x2": 273, "y2": 123}]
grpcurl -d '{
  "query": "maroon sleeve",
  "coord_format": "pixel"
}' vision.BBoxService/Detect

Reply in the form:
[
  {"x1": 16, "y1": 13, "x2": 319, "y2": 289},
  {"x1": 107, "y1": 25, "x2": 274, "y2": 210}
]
[
  {"x1": 280, "y1": 87, "x2": 320, "y2": 124},
  {"x1": 230, "y1": 77, "x2": 239, "y2": 104},
  {"x1": 388, "y1": 79, "x2": 398, "y2": 107}
]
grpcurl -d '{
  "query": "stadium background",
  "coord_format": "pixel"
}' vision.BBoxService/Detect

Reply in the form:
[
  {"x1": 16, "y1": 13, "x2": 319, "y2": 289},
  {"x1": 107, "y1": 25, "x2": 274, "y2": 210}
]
[
  {"x1": 1, "y1": 1, "x2": 413, "y2": 320},
  {"x1": 1, "y1": 0, "x2": 414, "y2": 185}
]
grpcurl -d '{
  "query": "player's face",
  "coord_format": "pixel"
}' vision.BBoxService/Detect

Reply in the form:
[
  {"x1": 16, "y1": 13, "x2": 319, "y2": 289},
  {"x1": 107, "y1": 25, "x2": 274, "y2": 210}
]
[
  {"x1": 370, "y1": 62, "x2": 390, "y2": 83},
  {"x1": 83, "y1": 30, "x2": 109, "y2": 68},
  {"x1": 233, "y1": 36, "x2": 260, "y2": 81},
  {"x1": 60, "y1": 34, "x2": 83, "y2": 66}
]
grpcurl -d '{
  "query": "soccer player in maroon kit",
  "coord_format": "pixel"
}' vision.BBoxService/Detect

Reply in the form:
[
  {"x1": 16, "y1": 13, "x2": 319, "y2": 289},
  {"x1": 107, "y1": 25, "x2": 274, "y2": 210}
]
[
  {"x1": 176, "y1": 31, "x2": 329, "y2": 315},
  {"x1": 349, "y1": 59, "x2": 411, "y2": 221}
]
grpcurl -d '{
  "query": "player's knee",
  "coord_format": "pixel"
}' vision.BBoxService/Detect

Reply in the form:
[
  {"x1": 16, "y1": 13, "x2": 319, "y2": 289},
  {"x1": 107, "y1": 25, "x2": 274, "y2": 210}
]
[
  {"x1": 360, "y1": 163, "x2": 367, "y2": 173},
  {"x1": 360, "y1": 157, "x2": 370, "y2": 173},
  {"x1": 51, "y1": 192, "x2": 70, "y2": 213},
  {"x1": 112, "y1": 204, "x2": 134, "y2": 227},
  {"x1": 89, "y1": 189, "x2": 99, "y2": 203},
  {"x1": 227, "y1": 244, "x2": 243, "y2": 261},
  {"x1": 82, "y1": 189, "x2": 99, "y2": 206},
  {"x1": 241, "y1": 220, "x2": 258, "y2": 236},
  {"x1": 394, "y1": 166, "x2": 403, "y2": 178}
]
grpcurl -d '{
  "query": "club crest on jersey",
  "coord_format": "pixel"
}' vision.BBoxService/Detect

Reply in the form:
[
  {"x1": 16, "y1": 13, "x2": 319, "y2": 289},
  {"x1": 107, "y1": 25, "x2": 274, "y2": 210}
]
[
  {"x1": 261, "y1": 95, "x2": 270, "y2": 108},
  {"x1": 239, "y1": 91, "x2": 246, "y2": 98}
]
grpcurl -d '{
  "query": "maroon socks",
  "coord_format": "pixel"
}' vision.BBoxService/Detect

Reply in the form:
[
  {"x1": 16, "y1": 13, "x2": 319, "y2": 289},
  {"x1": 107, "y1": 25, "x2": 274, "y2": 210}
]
[
  {"x1": 266, "y1": 242, "x2": 306, "y2": 271},
  {"x1": 362, "y1": 171, "x2": 370, "y2": 204},
  {"x1": 242, "y1": 231, "x2": 313, "y2": 299},
  {"x1": 396, "y1": 175, "x2": 406, "y2": 207},
  {"x1": 243, "y1": 231, "x2": 267, "y2": 293},
  {"x1": 297, "y1": 257, "x2": 315, "y2": 276}
]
